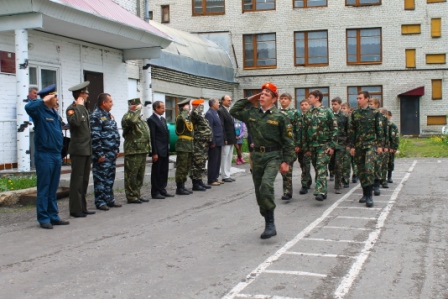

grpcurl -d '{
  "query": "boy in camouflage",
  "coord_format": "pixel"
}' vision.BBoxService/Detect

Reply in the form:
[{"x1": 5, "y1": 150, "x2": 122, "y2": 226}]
[
  {"x1": 175, "y1": 99, "x2": 194, "y2": 195},
  {"x1": 370, "y1": 98, "x2": 389, "y2": 194},
  {"x1": 331, "y1": 97, "x2": 350, "y2": 193},
  {"x1": 386, "y1": 111, "x2": 399, "y2": 184},
  {"x1": 298, "y1": 99, "x2": 312, "y2": 194},
  {"x1": 341, "y1": 102, "x2": 353, "y2": 185}
]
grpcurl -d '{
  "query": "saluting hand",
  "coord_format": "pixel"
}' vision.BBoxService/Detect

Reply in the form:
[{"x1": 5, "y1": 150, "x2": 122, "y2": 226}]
[
  {"x1": 75, "y1": 97, "x2": 85, "y2": 105},
  {"x1": 248, "y1": 93, "x2": 261, "y2": 104}
]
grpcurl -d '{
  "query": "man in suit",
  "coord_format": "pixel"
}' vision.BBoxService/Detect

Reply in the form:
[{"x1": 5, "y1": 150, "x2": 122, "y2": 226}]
[
  {"x1": 147, "y1": 101, "x2": 174, "y2": 199},
  {"x1": 205, "y1": 98, "x2": 224, "y2": 186},
  {"x1": 66, "y1": 81, "x2": 96, "y2": 218},
  {"x1": 218, "y1": 95, "x2": 237, "y2": 182}
]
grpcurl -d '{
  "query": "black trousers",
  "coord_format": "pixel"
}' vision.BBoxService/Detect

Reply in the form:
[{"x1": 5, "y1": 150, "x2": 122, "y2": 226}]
[
  {"x1": 151, "y1": 155, "x2": 169, "y2": 196},
  {"x1": 207, "y1": 146, "x2": 222, "y2": 183}
]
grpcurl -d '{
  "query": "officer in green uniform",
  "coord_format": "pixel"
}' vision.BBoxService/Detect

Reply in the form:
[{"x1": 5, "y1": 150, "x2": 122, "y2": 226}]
[
  {"x1": 230, "y1": 82, "x2": 295, "y2": 239},
  {"x1": 386, "y1": 111, "x2": 399, "y2": 183},
  {"x1": 349, "y1": 91, "x2": 384, "y2": 208},
  {"x1": 66, "y1": 81, "x2": 96, "y2": 218},
  {"x1": 121, "y1": 98, "x2": 151, "y2": 204},
  {"x1": 175, "y1": 99, "x2": 194, "y2": 195}
]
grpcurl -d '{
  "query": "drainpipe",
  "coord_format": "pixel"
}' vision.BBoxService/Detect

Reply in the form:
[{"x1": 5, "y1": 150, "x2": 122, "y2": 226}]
[
  {"x1": 144, "y1": 0, "x2": 149, "y2": 21},
  {"x1": 15, "y1": 29, "x2": 30, "y2": 172},
  {"x1": 142, "y1": 61, "x2": 152, "y2": 119}
]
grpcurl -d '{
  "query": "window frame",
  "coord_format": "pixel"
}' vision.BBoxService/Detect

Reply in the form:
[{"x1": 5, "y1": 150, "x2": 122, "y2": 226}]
[
  {"x1": 293, "y1": 0, "x2": 328, "y2": 8},
  {"x1": 161, "y1": 5, "x2": 170, "y2": 23},
  {"x1": 192, "y1": 0, "x2": 225, "y2": 16},
  {"x1": 346, "y1": 0, "x2": 381, "y2": 6},
  {"x1": 347, "y1": 85, "x2": 383, "y2": 108},
  {"x1": 295, "y1": 87, "x2": 330, "y2": 108},
  {"x1": 165, "y1": 96, "x2": 187, "y2": 123},
  {"x1": 242, "y1": 0, "x2": 276, "y2": 12},
  {"x1": 431, "y1": 79, "x2": 442, "y2": 100},
  {"x1": 294, "y1": 30, "x2": 329, "y2": 67},
  {"x1": 243, "y1": 33, "x2": 277, "y2": 69},
  {"x1": 346, "y1": 28, "x2": 382, "y2": 65},
  {"x1": 405, "y1": 49, "x2": 416, "y2": 68}
]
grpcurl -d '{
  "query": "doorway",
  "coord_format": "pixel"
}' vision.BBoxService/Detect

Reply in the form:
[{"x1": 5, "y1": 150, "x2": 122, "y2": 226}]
[
  {"x1": 400, "y1": 96, "x2": 420, "y2": 135},
  {"x1": 84, "y1": 71, "x2": 104, "y2": 113}
]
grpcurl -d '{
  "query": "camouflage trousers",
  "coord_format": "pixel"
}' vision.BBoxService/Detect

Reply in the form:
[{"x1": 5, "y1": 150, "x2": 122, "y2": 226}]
[
  {"x1": 388, "y1": 152, "x2": 395, "y2": 172},
  {"x1": 297, "y1": 151, "x2": 312, "y2": 187},
  {"x1": 351, "y1": 155, "x2": 358, "y2": 177},
  {"x1": 176, "y1": 151, "x2": 192, "y2": 184},
  {"x1": 190, "y1": 140, "x2": 208, "y2": 180},
  {"x1": 310, "y1": 147, "x2": 331, "y2": 196},
  {"x1": 124, "y1": 153, "x2": 147, "y2": 201},
  {"x1": 342, "y1": 149, "x2": 351, "y2": 182},
  {"x1": 375, "y1": 151, "x2": 388, "y2": 181},
  {"x1": 380, "y1": 152, "x2": 391, "y2": 183},
  {"x1": 281, "y1": 160, "x2": 295, "y2": 195},
  {"x1": 333, "y1": 147, "x2": 350, "y2": 189},
  {"x1": 354, "y1": 148, "x2": 377, "y2": 187},
  {"x1": 328, "y1": 153, "x2": 335, "y2": 176},
  {"x1": 92, "y1": 152, "x2": 117, "y2": 208},
  {"x1": 251, "y1": 151, "x2": 281, "y2": 215}
]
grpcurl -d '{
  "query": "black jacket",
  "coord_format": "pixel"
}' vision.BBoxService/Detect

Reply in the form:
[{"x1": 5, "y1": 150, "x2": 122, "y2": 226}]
[
  {"x1": 147, "y1": 113, "x2": 169, "y2": 157},
  {"x1": 218, "y1": 105, "x2": 236, "y2": 145}
]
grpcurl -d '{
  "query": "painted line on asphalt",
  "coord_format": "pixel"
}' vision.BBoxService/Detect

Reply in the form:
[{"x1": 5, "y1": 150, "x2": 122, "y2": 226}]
[
  {"x1": 237, "y1": 294, "x2": 304, "y2": 299},
  {"x1": 318, "y1": 226, "x2": 369, "y2": 231},
  {"x1": 285, "y1": 251, "x2": 355, "y2": 259},
  {"x1": 264, "y1": 269, "x2": 327, "y2": 277},
  {"x1": 337, "y1": 216, "x2": 376, "y2": 220},
  {"x1": 336, "y1": 207, "x2": 382, "y2": 210},
  {"x1": 305, "y1": 238, "x2": 365, "y2": 244},
  {"x1": 334, "y1": 160, "x2": 417, "y2": 298}
]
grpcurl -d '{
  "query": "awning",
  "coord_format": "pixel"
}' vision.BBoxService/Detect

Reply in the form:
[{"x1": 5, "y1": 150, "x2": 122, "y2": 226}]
[
  {"x1": 0, "y1": 0, "x2": 172, "y2": 59},
  {"x1": 398, "y1": 86, "x2": 425, "y2": 97}
]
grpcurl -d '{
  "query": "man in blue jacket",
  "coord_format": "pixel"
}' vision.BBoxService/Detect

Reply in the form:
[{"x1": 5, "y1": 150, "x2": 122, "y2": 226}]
[{"x1": 25, "y1": 84, "x2": 70, "y2": 229}]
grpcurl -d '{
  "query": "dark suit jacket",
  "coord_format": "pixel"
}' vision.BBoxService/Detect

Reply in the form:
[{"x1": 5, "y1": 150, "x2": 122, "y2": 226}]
[
  {"x1": 218, "y1": 105, "x2": 236, "y2": 145},
  {"x1": 147, "y1": 113, "x2": 169, "y2": 157},
  {"x1": 205, "y1": 109, "x2": 224, "y2": 147}
]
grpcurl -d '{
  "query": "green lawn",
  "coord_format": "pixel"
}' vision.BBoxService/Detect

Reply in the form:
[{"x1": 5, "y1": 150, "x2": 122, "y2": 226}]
[{"x1": 398, "y1": 135, "x2": 448, "y2": 158}]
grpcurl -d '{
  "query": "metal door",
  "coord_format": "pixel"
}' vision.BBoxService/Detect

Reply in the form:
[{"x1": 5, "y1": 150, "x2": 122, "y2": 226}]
[{"x1": 400, "y1": 96, "x2": 420, "y2": 135}]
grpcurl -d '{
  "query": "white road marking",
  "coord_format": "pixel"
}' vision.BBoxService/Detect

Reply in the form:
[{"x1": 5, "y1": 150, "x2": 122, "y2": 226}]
[
  {"x1": 285, "y1": 251, "x2": 355, "y2": 259},
  {"x1": 337, "y1": 216, "x2": 376, "y2": 220},
  {"x1": 237, "y1": 294, "x2": 304, "y2": 299},
  {"x1": 318, "y1": 226, "x2": 369, "y2": 231},
  {"x1": 336, "y1": 207, "x2": 382, "y2": 210},
  {"x1": 305, "y1": 238, "x2": 365, "y2": 244},
  {"x1": 264, "y1": 269, "x2": 327, "y2": 277},
  {"x1": 334, "y1": 160, "x2": 417, "y2": 298}
]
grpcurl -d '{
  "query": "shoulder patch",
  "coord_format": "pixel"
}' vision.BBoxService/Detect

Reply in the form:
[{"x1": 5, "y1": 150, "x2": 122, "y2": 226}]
[{"x1": 67, "y1": 110, "x2": 75, "y2": 116}]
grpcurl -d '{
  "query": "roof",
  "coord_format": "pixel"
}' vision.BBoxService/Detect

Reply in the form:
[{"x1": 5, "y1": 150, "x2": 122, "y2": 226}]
[{"x1": 398, "y1": 86, "x2": 425, "y2": 97}]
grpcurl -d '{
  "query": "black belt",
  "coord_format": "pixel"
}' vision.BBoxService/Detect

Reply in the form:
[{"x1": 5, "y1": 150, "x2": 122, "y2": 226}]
[{"x1": 253, "y1": 145, "x2": 281, "y2": 153}]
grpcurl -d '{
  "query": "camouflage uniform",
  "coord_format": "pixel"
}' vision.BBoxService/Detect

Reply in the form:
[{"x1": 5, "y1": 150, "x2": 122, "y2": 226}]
[
  {"x1": 374, "y1": 112, "x2": 389, "y2": 185},
  {"x1": 302, "y1": 105, "x2": 338, "y2": 197},
  {"x1": 297, "y1": 114, "x2": 312, "y2": 189},
  {"x1": 121, "y1": 109, "x2": 151, "y2": 202},
  {"x1": 230, "y1": 98, "x2": 295, "y2": 215},
  {"x1": 387, "y1": 121, "x2": 399, "y2": 182},
  {"x1": 379, "y1": 117, "x2": 390, "y2": 185},
  {"x1": 333, "y1": 110, "x2": 350, "y2": 189},
  {"x1": 190, "y1": 105, "x2": 212, "y2": 181},
  {"x1": 175, "y1": 110, "x2": 194, "y2": 184},
  {"x1": 279, "y1": 107, "x2": 301, "y2": 196},
  {"x1": 90, "y1": 107, "x2": 120, "y2": 208}
]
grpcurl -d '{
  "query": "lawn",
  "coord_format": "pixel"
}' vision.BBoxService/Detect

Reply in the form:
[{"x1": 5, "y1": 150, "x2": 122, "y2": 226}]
[{"x1": 397, "y1": 135, "x2": 448, "y2": 158}]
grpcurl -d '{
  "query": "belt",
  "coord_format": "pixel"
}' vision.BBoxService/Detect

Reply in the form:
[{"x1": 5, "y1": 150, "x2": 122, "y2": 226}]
[
  {"x1": 178, "y1": 135, "x2": 193, "y2": 140},
  {"x1": 253, "y1": 145, "x2": 281, "y2": 153}
]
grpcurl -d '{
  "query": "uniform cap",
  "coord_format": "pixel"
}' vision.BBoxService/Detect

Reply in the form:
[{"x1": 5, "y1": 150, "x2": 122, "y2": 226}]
[
  {"x1": 128, "y1": 98, "x2": 141, "y2": 106},
  {"x1": 191, "y1": 99, "x2": 204, "y2": 105},
  {"x1": 262, "y1": 82, "x2": 278, "y2": 98},
  {"x1": 177, "y1": 98, "x2": 190, "y2": 107},
  {"x1": 68, "y1": 81, "x2": 90, "y2": 92},
  {"x1": 37, "y1": 84, "x2": 57, "y2": 97}
]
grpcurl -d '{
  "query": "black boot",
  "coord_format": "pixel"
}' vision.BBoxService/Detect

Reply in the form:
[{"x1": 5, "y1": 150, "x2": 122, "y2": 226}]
[
  {"x1": 182, "y1": 183, "x2": 193, "y2": 194},
  {"x1": 359, "y1": 186, "x2": 367, "y2": 203},
  {"x1": 199, "y1": 180, "x2": 211, "y2": 189},
  {"x1": 176, "y1": 183, "x2": 190, "y2": 195},
  {"x1": 387, "y1": 171, "x2": 393, "y2": 183},
  {"x1": 366, "y1": 186, "x2": 374, "y2": 208},
  {"x1": 381, "y1": 180, "x2": 389, "y2": 188},
  {"x1": 299, "y1": 186, "x2": 308, "y2": 194},
  {"x1": 352, "y1": 175, "x2": 358, "y2": 183},
  {"x1": 260, "y1": 210, "x2": 277, "y2": 239},
  {"x1": 373, "y1": 179, "x2": 381, "y2": 196},
  {"x1": 192, "y1": 180, "x2": 206, "y2": 191}
]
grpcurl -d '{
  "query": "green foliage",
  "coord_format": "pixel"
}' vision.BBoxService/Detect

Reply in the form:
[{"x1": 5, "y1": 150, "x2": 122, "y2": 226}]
[
  {"x1": 233, "y1": 138, "x2": 249, "y2": 155},
  {"x1": 0, "y1": 175, "x2": 37, "y2": 192},
  {"x1": 397, "y1": 135, "x2": 448, "y2": 158}
]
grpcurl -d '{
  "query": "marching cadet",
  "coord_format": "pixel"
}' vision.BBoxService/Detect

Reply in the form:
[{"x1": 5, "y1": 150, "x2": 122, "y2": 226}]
[
  {"x1": 298, "y1": 99, "x2": 312, "y2": 195},
  {"x1": 302, "y1": 90, "x2": 338, "y2": 202},
  {"x1": 370, "y1": 98, "x2": 388, "y2": 194},
  {"x1": 341, "y1": 102, "x2": 357, "y2": 184},
  {"x1": 278, "y1": 93, "x2": 301, "y2": 200},
  {"x1": 349, "y1": 91, "x2": 384, "y2": 208},
  {"x1": 387, "y1": 111, "x2": 399, "y2": 183},
  {"x1": 331, "y1": 97, "x2": 350, "y2": 193},
  {"x1": 379, "y1": 107, "x2": 390, "y2": 188},
  {"x1": 189, "y1": 99, "x2": 213, "y2": 191},
  {"x1": 175, "y1": 99, "x2": 194, "y2": 195},
  {"x1": 121, "y1": 98, "x2": 151, "y2": 204},
  {"x1": 230, "y1": 82, "x2": 295, "y2": 239},
  {"x1": 90, "y1": 93, "x2": 121, "y2": 211}
]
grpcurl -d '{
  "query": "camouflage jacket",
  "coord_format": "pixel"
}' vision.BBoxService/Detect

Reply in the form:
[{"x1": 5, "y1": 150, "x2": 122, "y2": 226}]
[
  {"x1": 191, "y1": 107, "x2": 212, "y2": 142},
  {"x1": 280, "y1": 107, "x2": 301, "y2": 147},
  {"x1": 121, "y1": 109, "x2": 151, "y2": 155},
  {"x1": 302, "y1": 105, "x2": 338, "y2": 152},
  {"x1": 175, "y1": 110, "x2": 194, "y2": 152},
  {"x1": 230, "y1": 98, "x2": 296, "y2": 164},
  {"x1": 333, "y1": 110, "x2": 349, "y2": 149},
  {"x1": 348, "y1": 107, "x2": 384, "y2": 149},
  {"x1": 90, "y1": 107, "x2": 120, "y2": 160},
  {"x1": 380, "y1": 113, "x2": 390, "y2": 149},
  {"x1": 388, "y1": 121, "x2": 399, "y2": 150}
]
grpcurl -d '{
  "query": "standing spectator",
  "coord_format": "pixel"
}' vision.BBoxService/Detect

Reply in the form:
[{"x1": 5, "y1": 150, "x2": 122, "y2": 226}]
[
  {"x1": 66, "y1": 81, "x2": 95, "y2": 218},
  {"x1": 218, "y1": 95, "x2": 237, "y2": 182},
  {"x1": 27, "y1": 86, "x2": 38, "y2": 122},
  {"x1": 234, "y1": 119, "x2": 247, "y2": 165},
  {"x1": 205, "y1": 98, "x2": 225, "y2": 186},
  {"x1": 230, "y1": 82, "x2": 295, "y2": 239},
  {"x1": 90, "y1": 93, "x2": 121, "y2": 210},
  {"x1": 25, "y1": 84, "x2": 69, "y2": 229},
  {"x1": 148, "y1": 101, "x2": 174, "y2": 199},
  {"x1": 121, "y1": 98, "x2": 151, "y2": 204},
  {"x1": 175, "y1": 99, "x2": 194, "y2": 195}
]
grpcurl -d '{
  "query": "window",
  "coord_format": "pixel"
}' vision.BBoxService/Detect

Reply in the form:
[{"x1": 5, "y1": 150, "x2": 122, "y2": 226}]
[
  {"x1": 346, "y1": 0, "x2": 381, "y2": 6},
  {"x1": 165, "y1": 96, "x2": 186, "y2": 123},
  {"x1": 161, "y1": 5, "x2": 170, "y2": 23},
  {"x1": 347, "y1": 28, "x2": 382, "y2": 64},
  {"x1": 405, "y1": 49, "x2": 416, "y2": 68},
  {"x1": 431, "y1": 18, "x2": 442, "y2": 37},
  {"x1": 244, "y1": 89, "x2": 261, "y2": 98},
  {"x1": 293, "y1": 0, "x2": 327, "y2": 8},
  {"x1": 404, "y1": 0, "x2": 415, "y2": 9},
  {"x1": 427, "y1": 0, "x2": 446, "y2": 3},
  {"x1": 432, "y1": 79, "x2": 442, "y2": 99},
  {"x1": 0, "y1": 51, "x2": 15, "y2": 74},
  {"x1": 294, "y1": 30, "x2": 328, "y2": 66},
  {"x1": 193, "y1": 0, "x2": 225, "y2": 15},
  {"x1": 295, "y1": 87, "x2": 329, "y2": 107},
  {"x1": 29, "y1": 66, "x2": 58, "y2": 90},
  {"x1": 148, "y1": 11, "x2": 153, "y2": 20},
  {"x1": 426, "y1": 54, "x2": 446, "y2": 64},
  {"x1": 243, "y1": 33, "x2": 276, "y2": 69},
  {"x1": 347, "y1": 86, "x2": 382, "y2": 108},
  {"x1": 427, "y1": 116, "x2": 446, "y2": 125},
  {"x1": 401, "y1": 24, "x2": 421, "y2": 35},
  {"x1": 243, "y1": 0, "x2": 275, "y2": 12}
]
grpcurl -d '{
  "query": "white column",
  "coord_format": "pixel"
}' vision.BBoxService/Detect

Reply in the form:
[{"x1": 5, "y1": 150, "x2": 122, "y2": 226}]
[
  {"x1": 15, "y1": 29, "x2": 30, "y2": 172},
  {"x1": 142, "y1": 59, "x2": 152, "y2": 119}
]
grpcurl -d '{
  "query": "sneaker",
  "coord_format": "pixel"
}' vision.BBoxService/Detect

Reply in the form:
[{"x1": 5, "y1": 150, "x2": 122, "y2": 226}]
[
  {"x1": 236, "y1": 158, "x2": 241, "y2": 165},
  {"x1": 240, "y1": 158, "x2": 246, "y2": 164}
]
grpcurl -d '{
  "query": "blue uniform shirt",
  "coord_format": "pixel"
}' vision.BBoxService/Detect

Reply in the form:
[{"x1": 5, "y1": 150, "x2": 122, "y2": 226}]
[{"x1": 25, "y1": 99, "x2": 63, "y2": 154}]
